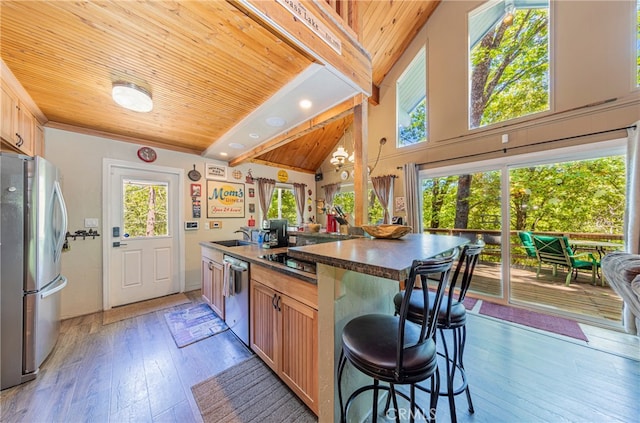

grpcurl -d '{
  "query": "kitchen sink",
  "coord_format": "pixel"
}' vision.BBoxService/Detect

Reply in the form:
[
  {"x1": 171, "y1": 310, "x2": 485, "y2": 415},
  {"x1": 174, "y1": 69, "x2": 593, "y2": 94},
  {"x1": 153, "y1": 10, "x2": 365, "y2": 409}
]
[{"x1": 210, "y1": 239, "x2": 254, "y2": 247}]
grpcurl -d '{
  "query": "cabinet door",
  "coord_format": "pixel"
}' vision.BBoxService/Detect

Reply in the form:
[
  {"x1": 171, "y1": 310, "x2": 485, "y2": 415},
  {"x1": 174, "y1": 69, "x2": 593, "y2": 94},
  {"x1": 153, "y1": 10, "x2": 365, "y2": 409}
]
[
  {"x1": 209, "y1": 259, "x2": 224, "y2": 318},
  {"x1": 250, "y1": 281, "x2": 278, "y2": 370},
  {"x1": 17, "y1": 105, "x2": 35, "y2": 156},
  {"x1": 1, "y1": 85, "x2": 19, "y2": 144},
  {"x1": 279, "y1": 294, "x2": 318, "y2": 414},
  {"x1": 201, "y1": 257, "x2": 214, "y2": 306},
  {"x1": 34, "y1": 124, "x2": 44, "y2": 156}
]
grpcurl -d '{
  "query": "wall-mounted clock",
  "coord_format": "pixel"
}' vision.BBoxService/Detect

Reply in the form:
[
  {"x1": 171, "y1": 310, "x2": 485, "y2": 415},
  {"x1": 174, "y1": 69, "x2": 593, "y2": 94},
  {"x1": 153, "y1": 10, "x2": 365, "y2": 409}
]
[{"x1": 137, "y1": 146, "x2": 157, "y2": 163}]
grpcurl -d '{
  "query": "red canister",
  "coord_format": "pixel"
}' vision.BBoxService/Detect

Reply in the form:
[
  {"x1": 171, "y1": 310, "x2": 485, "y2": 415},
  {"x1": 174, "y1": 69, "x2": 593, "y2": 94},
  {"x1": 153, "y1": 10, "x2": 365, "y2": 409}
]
[{"x1": 327, "y1": 214, "x2": 337, "y2": 233}]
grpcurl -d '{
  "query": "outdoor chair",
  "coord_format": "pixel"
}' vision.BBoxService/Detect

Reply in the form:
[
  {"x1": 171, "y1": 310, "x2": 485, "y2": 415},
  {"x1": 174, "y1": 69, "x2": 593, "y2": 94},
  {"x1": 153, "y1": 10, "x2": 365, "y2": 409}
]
[
  {"x1": 532, "y1": 235, "x2": 599, "y2": 285},
  {"x1": 518, "y1": 231, "x2": 538, "y2": 259}
]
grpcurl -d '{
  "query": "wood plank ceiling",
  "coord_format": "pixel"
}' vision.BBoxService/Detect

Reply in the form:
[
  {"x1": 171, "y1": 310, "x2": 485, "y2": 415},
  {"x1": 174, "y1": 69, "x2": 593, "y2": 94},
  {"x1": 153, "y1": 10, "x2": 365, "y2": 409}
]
[{"x1": 1, "y1": 0, "x2": 439, "y2": 172}]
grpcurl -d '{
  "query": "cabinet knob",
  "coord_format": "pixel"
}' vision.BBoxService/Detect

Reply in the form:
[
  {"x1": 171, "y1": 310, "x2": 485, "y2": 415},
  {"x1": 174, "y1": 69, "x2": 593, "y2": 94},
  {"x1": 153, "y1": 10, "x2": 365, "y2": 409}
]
[{"x1": 208, "y1": 261, "x2": 214, "y2": 270}]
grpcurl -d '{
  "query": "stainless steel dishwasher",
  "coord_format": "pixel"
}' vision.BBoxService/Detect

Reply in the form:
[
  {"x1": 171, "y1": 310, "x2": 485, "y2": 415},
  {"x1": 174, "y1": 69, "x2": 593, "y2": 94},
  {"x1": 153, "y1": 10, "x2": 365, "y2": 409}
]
[{"x1": 222, "y1": 255, "x2": 250, "y2": 346}]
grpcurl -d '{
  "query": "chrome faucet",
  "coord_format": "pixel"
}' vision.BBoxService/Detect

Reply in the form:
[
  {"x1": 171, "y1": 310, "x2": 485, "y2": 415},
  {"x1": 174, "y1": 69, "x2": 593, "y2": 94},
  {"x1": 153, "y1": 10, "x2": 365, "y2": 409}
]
[{"x1": 234, "y1": 229, "x2": 251, "y2": 240}]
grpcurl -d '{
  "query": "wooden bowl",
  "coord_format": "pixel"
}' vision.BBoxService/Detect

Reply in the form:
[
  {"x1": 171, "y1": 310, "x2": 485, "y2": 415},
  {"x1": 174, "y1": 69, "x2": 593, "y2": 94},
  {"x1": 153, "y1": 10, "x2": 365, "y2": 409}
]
[
  {"x1": 305, "y1": 223, "x2": 321, "y2": 233},
  {"x1": 361, "y1": 224, "x2": 412, "y2": 239}
]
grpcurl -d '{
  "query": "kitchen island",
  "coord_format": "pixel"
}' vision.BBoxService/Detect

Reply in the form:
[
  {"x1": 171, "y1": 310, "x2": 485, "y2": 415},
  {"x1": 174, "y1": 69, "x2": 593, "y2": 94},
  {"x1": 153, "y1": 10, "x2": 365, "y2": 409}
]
[
  {"x1": 202, "y1": 233, "x2": 468, "y2": 422},
  {"x1": 289, "y1": 233, "x2": 468, "y2": 422}
]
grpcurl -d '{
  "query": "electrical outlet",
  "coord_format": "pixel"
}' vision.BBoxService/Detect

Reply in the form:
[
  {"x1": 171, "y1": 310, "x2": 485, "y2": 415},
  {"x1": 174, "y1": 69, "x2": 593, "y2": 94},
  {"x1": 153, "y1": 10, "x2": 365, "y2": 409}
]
[{"x1": 85, "y1": 218, "x2": 99, "y2": 228}]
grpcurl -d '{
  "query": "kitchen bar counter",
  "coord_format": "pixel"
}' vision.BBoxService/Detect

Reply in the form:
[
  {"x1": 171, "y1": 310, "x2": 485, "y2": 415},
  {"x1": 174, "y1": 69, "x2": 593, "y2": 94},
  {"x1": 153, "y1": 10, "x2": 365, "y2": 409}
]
[
  {"x1": 202, "y1": 233, "x2": 468, "y2": 421},
  {"x1": 289, "y1": 233, "x2": 468, "y2": 281},
  {"x1": 289, "y1": 233, "x2": 468, "y2": 422}
]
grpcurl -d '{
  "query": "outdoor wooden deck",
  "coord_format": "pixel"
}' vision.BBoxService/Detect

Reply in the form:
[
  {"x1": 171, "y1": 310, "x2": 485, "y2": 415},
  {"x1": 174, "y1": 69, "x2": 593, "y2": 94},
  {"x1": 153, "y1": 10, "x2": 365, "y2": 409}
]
[{"x1": 468, "y1": 261, "x2": 623, "y2": 325}]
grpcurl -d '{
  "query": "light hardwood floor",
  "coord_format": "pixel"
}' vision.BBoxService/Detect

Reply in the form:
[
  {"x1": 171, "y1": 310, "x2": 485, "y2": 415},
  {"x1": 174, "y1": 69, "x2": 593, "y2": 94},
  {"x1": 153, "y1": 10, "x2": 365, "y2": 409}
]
[
  {"x1": 0, "y1": 291, "x2": 252, "y2": 422},
  {"x1": 1, "y1": 290, "x2": 638, "y2": 422}
]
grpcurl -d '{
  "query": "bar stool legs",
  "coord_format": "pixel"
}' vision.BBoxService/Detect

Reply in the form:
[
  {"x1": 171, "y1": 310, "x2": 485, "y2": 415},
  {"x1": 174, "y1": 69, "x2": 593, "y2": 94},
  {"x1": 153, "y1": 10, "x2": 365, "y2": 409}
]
[{"x1": 438, "y1": 325, "x2": 473, "y2": 423}]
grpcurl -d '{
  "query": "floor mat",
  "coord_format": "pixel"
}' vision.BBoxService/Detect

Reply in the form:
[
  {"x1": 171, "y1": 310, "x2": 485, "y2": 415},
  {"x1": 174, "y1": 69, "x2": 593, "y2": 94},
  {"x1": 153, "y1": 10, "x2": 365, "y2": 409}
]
[
  {"x1": 102, "y1": 293, "x2": 191, "y2": 325},
  {"x1": 479, "y1": 301, "x2": 588, "y2": 341},
  {"x1": 164, "y1": 303, "x2": 229, "y2": 347},
  {"x1": 191, "y1": 356, "x2": 317, "y2": 422}
]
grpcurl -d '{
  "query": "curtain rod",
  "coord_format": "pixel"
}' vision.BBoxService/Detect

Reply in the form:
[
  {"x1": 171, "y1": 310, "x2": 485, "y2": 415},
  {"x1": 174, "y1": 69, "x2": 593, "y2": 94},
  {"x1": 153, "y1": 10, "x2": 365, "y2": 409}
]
[{"x1": 401, "y1": 124, "x2": 636, "y2": 169}]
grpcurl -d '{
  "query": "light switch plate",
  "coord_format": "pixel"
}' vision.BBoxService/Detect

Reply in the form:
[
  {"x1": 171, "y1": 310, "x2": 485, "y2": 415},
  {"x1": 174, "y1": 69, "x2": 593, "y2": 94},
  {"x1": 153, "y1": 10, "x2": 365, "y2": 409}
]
[{"x1": 85, "y1": 218, "x2": 99, "y2": 228}]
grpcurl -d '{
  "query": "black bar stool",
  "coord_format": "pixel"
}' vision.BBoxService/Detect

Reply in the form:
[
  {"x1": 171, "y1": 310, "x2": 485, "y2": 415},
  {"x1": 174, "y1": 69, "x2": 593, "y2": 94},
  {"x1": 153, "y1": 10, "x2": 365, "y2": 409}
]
[
  {"x1": 392, "y1": 241, "x2": 484, "y2": 422},
  {"x1": 337, "y1": 252, "x2": 456, "y2": 423}
]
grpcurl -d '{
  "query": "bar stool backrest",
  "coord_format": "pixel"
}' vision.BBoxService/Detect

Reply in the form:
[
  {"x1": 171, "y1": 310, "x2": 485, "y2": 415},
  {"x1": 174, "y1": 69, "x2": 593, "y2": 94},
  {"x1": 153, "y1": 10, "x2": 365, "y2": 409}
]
[{"x1": 396, "y1": 252, "x2": 455, "y2": 379}]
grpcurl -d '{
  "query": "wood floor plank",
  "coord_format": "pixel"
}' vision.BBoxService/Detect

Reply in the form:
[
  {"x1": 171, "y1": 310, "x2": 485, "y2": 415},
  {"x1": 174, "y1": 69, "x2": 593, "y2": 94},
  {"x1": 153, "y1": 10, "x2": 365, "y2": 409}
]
[{"x1": 1, "y1": 290, "x2": 637, "y2": 423}]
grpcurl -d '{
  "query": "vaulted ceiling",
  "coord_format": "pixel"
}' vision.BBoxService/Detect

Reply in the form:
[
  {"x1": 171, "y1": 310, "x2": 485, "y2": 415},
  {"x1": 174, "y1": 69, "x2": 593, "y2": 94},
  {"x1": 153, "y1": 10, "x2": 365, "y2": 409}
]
[{"x1": 0, "y1": 0, "x2": 439, "y2": 173}]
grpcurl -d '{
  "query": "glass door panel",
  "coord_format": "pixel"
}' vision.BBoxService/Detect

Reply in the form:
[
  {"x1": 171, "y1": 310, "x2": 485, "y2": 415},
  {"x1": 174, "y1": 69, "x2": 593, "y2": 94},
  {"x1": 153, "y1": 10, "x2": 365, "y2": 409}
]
[
  {"x1": 508, "y1": 156, "x2": 625, "y2": 322},
  {"x1": 421, "y1": 170, "x2": 503, "y2": 299}
]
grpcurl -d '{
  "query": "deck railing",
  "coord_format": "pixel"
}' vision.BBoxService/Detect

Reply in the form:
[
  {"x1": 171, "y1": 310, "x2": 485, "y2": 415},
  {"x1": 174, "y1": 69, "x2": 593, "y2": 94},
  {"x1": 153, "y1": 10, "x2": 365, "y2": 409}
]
[
  {"x1": 321, "y1": 0, "x2": 359, "y2": 37},
  {"x1": 424, "y1": 228, "x2": 624, "y2": 263}
]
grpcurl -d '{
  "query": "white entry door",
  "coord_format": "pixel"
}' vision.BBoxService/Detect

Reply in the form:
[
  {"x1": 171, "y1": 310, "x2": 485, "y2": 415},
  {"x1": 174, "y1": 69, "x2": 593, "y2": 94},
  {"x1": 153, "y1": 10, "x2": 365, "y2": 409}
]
[{"x1": 104, "y1": 160, "x2": 183, "y2": 308}]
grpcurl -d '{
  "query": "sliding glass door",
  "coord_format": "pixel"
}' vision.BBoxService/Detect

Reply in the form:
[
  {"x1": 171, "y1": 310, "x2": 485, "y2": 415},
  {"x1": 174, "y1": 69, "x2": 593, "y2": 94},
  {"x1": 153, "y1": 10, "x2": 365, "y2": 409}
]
[{"x1": 420, "y1": 140, "x2": 626, "y2": 325}]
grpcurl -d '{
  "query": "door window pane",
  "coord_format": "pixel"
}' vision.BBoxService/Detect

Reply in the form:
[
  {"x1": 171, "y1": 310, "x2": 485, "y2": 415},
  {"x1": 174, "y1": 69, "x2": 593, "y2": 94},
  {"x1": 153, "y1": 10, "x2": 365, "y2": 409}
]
[{"x1": 122, "y1": 180, "x2": 168, "y2": 238}]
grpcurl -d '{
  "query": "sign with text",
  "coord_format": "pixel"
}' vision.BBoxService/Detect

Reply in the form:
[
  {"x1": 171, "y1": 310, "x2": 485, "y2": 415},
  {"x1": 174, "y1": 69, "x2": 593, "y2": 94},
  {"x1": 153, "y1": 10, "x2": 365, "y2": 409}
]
[
  {"x1": 276, "y1": 0, "x2": 342, "y2": 54},
  {"x1": 206, "y1": 181, "x2": 245, "y2": 218}
]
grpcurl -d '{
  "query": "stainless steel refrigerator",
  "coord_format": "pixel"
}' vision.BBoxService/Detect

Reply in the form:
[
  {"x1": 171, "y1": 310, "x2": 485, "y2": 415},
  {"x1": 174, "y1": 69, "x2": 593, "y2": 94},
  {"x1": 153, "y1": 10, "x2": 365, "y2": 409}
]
[{"x1": 1, "y1": 153, "x2": 68, "y2": 390}]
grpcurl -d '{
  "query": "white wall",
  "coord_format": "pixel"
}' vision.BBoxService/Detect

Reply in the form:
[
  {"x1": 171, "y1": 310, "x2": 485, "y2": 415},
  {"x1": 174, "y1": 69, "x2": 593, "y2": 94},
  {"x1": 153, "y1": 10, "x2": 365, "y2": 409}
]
[{"x1": 45, "y1": 128, "x2": 315, "y2": 318}]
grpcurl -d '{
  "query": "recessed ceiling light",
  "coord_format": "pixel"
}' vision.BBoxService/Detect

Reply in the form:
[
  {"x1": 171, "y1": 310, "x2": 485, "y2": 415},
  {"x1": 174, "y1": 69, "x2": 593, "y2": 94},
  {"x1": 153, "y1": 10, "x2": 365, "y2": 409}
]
[
  {"x1": 249, "y1": 133, "x2": 260, "y2": 139},
  {"x1": 299, "y1": 99, "x2": 312, "y2": 109},
  {"x1": 220, "y1": 152, "x2": 228, "y2": 157},
  {"x1": 229, "y1": 143, "x2": 245, "y2": 149},
  {"x1": 265, "y1": 116, "x2": 286, "y2": 127}
]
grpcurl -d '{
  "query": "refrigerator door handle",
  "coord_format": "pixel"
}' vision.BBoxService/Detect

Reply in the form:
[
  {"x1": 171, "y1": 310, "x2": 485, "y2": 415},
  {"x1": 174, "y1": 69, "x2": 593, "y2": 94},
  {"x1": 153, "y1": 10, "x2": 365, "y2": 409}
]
[
  {"x1": 52, "y1": 180, "x2": 68, "y2": 263},
  {"x1": 40, "y1": 275, "x2": 67, "y2": 299}
]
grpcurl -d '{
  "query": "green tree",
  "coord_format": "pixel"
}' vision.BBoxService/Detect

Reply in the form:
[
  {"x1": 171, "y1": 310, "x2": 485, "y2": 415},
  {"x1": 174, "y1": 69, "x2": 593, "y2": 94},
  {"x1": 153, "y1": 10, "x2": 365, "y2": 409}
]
[
  {"x1": 470, "y1": 8, "x2": 549, "y2": 128},
  {"x1": 399, "y1": 100, "x2": 426, "y2": 146},
  {"x1": 422, "y1": 156, "x2": 625, "y2": 236},
  {"x1": 267, "y1": 188, "x2": 297, "y2": 225},
  {"x1": 453, "y1": 7, "x2": 549, "y2": 229},
  {"x1": 333, "y1": 188, "x2": 385, "y2": 224}
]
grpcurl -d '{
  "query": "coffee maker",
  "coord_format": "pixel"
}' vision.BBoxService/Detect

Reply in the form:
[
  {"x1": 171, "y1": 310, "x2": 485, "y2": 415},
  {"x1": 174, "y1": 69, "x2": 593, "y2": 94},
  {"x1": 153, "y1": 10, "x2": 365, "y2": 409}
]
[{"x1": 261, "y1": 219, "x2": 288, "y2": 248}]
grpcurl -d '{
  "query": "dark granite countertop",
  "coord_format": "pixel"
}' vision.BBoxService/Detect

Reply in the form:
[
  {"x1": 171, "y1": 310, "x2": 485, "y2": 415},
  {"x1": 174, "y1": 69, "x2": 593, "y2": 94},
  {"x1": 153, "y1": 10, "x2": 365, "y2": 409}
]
[
  {"x1": 287, "y1": 233, "x2": 469, "y2": 281},
  {"x1": 200, "y1": 241, "x2": 317, "y2": 284}
]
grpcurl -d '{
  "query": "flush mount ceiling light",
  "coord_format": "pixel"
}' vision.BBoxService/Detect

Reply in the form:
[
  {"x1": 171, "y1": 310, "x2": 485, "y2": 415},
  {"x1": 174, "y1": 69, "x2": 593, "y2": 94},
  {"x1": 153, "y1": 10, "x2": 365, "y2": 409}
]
[
  {"x1": 228, "y1": 142, "x2": 246, "y2": 149},
  {"x1": 112, "y1": 82, "x2": 153, "y2": 113}
]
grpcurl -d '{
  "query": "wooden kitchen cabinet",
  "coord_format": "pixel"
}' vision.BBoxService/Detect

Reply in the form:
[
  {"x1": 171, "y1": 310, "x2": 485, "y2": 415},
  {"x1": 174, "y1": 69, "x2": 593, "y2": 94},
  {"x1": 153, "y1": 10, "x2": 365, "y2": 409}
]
[
  {"x1": 1, "y1": 84, "x2": 36, "y2": 156},
  {"x1": 201, "y1": 247, "x2": 224, "y2": 318},
  {"x1": 250, "y1": 266, "x2": 318, "y2": 415}
]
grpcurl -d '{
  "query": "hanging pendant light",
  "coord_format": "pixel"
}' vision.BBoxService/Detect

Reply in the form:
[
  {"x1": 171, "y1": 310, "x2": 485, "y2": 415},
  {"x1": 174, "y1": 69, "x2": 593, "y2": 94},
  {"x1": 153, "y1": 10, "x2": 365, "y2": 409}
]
[{"x1": 331, "y1": 129, "x2": 351, "y2": 170}]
